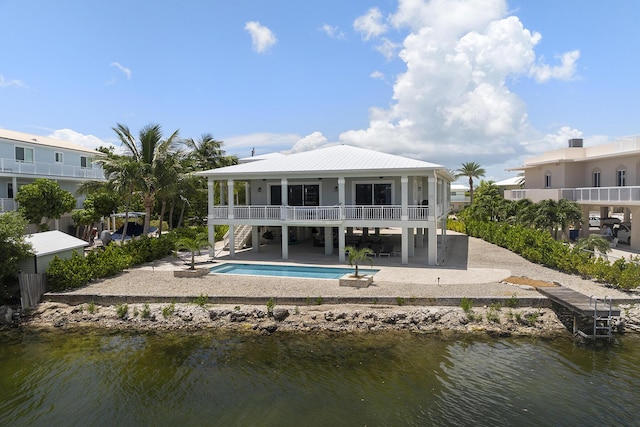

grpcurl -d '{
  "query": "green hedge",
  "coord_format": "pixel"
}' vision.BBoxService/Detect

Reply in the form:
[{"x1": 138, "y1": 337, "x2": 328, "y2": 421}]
[
  {"x1": 449, "y1": 219, "x2": 640, "y2": 290},
  {"x1": 47, "y1": 233, "x2": 177, "y2": 292}
]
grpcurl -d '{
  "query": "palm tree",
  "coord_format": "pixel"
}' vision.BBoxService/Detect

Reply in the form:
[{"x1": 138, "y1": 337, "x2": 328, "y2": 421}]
[
  {"x1": 182, "y1": 133, "x2": 237, "y2": 171},
  {"x1": 175, "y1": 232, "x2": 212, "y2": 270},
  {"x1": 573, "y1": 235, "x2": 611, "y2": 258},
  {"x1": 113, "y1": 123, "x2": 180, "y2": 235},
  {"x1": 345, "y1": 245, "x2": 374, "y2": 278},
  {"x1": 456, "y1": 162, "x2": 486, "y2": 204}
]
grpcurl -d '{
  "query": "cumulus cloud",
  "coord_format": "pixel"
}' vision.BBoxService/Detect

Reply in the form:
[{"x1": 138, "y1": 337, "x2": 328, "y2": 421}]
[
  {"x1": 353, "y1": 7, "x2": 388, "y2": 40},
  {"x1": 245, "y1": 21, "x2": 277, "y2": 53},
  {"x1": 0, "y1": 74, "x2": 26, "y2": 88},
  {"x1": 288, "y1": 132, "x2": 331, "y2": 153},
  {"x1": 370, "y1": 71, "x2": 385, "y2": 80},
  {"x1": 110, "y1": 62, "x2": 132, "y2": 80},
  {"x1": 49, "y1": 129, "x2": 114, "y2": 151},
  {"x1": 340, "y1": 0, "x2": 581, "y2": 176},
  {"x1": 320, "y1": 24, "x2": 345, "y2": 40}
]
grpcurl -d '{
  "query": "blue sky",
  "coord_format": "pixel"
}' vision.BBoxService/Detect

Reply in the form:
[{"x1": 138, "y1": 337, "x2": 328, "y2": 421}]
[{"x1": 1, "y1": 0, "x2": 638, "y2": 183}]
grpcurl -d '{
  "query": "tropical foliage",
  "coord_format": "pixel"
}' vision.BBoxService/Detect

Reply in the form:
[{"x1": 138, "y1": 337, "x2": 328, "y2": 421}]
[
  {"x1": 0, "y1": 212, "x2": 32, "y2": 301},
  {"x1": 345, "y1": 246, "x2": 374, "y2": 278},
  {"x1": 175, "y1": 232, "x2": 212, "y2": 270},
  {"x1": 15, "y1": 178, "x2": 76, "y2": 231},
  {"x1": 456, "y1": 162, "x2": 485, "y2": 204}
]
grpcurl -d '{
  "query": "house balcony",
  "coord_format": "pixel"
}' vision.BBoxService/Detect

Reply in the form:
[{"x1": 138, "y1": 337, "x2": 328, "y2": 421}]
[
  {"x1": 0, "y1": 158, "x2": 105, "y2": 180},
  {"x1": 505, "y1": 186, "x2": 640, "y2": 206},
  {"x1": 209, "y1": 204, "x2": 443, "y2": 226}
]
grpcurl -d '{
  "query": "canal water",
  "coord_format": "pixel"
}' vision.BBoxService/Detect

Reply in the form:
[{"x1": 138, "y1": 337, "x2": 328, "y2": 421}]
[{"x1": 1, "y1": 329, "x2": 639, "y2": 426}]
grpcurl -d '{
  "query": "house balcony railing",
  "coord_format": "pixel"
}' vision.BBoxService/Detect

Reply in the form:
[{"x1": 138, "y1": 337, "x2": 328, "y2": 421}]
[
  {"x1": 0, "y1": 198, "x2": 16, "y2": 212},
  {"x1": 505, "y1": 186, "x2": 640, "y2": 205},
  {"x1": 0, "y1": 158, "x2": 105, "y2": 180},
  {"x1": 211, "y1": 204, "x2": 443, "y2": 223}
]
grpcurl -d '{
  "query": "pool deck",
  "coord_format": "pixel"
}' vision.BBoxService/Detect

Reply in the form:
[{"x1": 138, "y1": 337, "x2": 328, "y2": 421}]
[{"x1": 44, "y1": 231, "x2": 640, "y2": 308}]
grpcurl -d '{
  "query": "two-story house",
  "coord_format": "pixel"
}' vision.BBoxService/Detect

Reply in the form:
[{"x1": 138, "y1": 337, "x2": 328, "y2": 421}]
[
  {"x1": 0, "y1": 128, "x2": 105, "y2": 232},
  {"x1": 506, "y1": 137, "x2": 640, "y2": 249},
  {"x1": 197, "y1": 145, "x2": 453, "y2": 266}
]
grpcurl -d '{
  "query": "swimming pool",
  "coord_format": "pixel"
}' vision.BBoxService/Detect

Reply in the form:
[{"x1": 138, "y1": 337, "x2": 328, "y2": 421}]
[{"x1": 209, "y1": 263, "x2": 379, "y2": 279}]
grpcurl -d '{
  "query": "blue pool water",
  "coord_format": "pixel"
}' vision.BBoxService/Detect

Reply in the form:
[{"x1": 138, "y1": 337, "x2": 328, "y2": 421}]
[{"x1": 209, "y1": 263, "x2": 379, "y2": 279}]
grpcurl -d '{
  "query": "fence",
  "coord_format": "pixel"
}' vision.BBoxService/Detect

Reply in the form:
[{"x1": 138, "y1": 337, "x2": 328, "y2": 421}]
[{"x1": 19, "y1": 272, "x2": 48, "y2": 310}]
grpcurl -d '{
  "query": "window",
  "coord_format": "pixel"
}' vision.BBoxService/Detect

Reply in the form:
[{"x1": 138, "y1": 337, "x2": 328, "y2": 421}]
[
  {"x1": 7, "y1": 183, "x2": 13, "y2": 199},
  {"x1": 15, "y1": 146, "x2": 34, "y2": 163},
  {"x1": 355, "y1": 183, "x2": 392, "y2": 205},
  {"x1": 545, "y1": 173, "x2": 551, "y2": 189},
  {"x1": 55, "y1": 152, "x2": 63, "y2": 163},
  {"x1": 593, "y1": 171, "x2": 601, "y2": 187},
  {"x1": 617, "y1": 169, "x2": 626, "y2": 187},
  {"x1": 270, "y1": 184, "x2": 319, "y2": 206},
  {"x1": 81, "y1": 156, "x2": 92, "y2": 169}
]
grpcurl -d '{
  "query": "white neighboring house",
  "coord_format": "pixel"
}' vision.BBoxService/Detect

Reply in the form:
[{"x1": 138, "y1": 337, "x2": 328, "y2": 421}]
[
  {"x1": 450, "y1": 184, "x2": 470, "y2": 213},
  {"x1": 0, "y1": 129, "x2": 106, "y2": 232},
  {"x1": 18, "y1": 230, "x2": 89, "y2": 274},
  {"x1": 197, "y1": 145, "x2": 453, "y2": 266},
  {"x1": 495, "y1": 176, "x2": 523, "y2": 197},
  {"x1": 506, "y1": 136, "x2": 640, "y2": 249}
]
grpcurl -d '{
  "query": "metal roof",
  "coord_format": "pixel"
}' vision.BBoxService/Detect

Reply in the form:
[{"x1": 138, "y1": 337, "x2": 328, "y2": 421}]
[
  {"x1": 0, "y1": 128, "x2": 104, "y2": 156},
  {"x1": 197, "y1": 145, "x2": 447, "y2": 179},
  {"x1": 24, "y1": 230, "x2": 89, "y2": 256}
]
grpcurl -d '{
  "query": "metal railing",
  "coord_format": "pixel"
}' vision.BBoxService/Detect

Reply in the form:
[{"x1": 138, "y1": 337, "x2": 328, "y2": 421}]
[
  {"x1": 506, "y1": 186, "x2": 640, "y2": 204},
  {"x1": 0, "y1": 158, "x2": 105, "y2": 179},
  {"x1": 210, "y1": 204, "x2": 440, "y2": 223},
  {"x1": 0, "y1": 198, "x2": 16, "y2": 212}
]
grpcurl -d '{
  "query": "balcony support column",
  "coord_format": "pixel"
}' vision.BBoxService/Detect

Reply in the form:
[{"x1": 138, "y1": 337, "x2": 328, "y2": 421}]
[
  {"x1": 338, "y1": 226, "x2": 346, "y2": 262},
  {"x1": 324, "y1": 226, "x2": 333, "y2": 255},
  {"x1": 401, "y1": 227, "x2": 409, "y2": 264},
  {"x1": 207, "y1": 178, "x2": 215, "y2": 258},
  {"x1": 282, "y1": 225, "x2": 289, "y2": 260},
  {"x1": 427, "y1": 225, "x2": 437, "y2": 265},
  {"x1": 252, "y1": 226, "x2": 260, "y2": 252},
  {"x1": 227, "y1": 179, "x2": 235, "y2": 257}
]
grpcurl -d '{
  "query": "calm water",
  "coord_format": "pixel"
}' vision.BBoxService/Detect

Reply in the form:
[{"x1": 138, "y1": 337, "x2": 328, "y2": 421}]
[
  {"x1": 1, "y1": 329, "x2": 639, "y2": 426},
  {"x1": 209, "y1": 263, "x2": 379, "y2": 279}
]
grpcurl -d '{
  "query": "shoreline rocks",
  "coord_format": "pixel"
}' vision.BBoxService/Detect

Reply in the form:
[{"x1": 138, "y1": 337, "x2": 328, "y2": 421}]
[{"x1": 9, "y1": 301, "x2": 562, "y2": 337}]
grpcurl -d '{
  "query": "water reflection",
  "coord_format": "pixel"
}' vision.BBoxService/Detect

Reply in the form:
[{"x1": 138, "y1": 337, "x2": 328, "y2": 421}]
[{"x1": 1, "y1": 330, "x2": 639, "y2": 426}]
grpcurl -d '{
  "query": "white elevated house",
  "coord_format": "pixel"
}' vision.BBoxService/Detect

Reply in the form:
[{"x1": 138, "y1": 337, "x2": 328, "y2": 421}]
[
  {"x1": 506, "y1": 136, "x2": 640, "y2": 249},
  {"x1": 0, "y1": 128, "x2": 105, "y2": 231},
  {"x1": 197, "y1": 145, "x2": 453, "y2": 265}
]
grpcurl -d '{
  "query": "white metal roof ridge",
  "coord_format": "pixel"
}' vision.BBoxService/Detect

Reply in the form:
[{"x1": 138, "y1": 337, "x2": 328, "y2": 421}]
[{"x1": 197, "y1": 144, "x2": 445, "y2": 177}]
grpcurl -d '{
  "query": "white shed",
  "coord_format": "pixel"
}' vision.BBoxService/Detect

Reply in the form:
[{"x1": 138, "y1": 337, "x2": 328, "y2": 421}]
[{"x1": 18, "y1": 231, "x2": 89, "y2": 274}]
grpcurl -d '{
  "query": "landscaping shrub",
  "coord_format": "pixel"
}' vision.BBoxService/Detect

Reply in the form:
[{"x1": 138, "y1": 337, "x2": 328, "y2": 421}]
[{"x1": 448, "y1": 218, "x2": 639, "y2": 290}]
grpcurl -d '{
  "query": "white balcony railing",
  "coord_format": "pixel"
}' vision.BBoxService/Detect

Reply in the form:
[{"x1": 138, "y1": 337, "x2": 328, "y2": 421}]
[
  {"x1": 506, "y1": 186, "x2": 640, "y2": 205},
  {"x1": 0, "y1": 198, "x2": 16, "y2": 212},
  {"x1": 210, "y1": 205, "x2": 441, "y2": 223},
  {"x1": 0, "y1": 158, "x2": 105, "y2": 180}
]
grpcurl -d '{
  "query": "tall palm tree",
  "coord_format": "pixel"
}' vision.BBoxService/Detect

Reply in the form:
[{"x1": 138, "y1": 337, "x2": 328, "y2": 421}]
[
  {"x1": 456, "y1": 162, "x2": 486, "y2": 205},
  {"x1": 113, "y1": 123, "x2": 180, "y2": 235},
  {"x1": 182, "y1": 133, "x2": 237, "y2": 171}
]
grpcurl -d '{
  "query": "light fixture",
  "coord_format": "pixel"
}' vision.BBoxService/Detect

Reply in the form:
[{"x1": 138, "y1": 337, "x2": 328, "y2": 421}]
[
  {"x1": 334, "y1": 186, "x2": 339, "y2": 192},
  {"x1": 258, "y1": 187, "x2": 262, "y2": 193}
]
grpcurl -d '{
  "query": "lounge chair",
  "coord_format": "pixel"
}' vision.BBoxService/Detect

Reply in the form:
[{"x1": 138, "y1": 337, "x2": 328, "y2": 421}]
[{"x1": 378, "y1": 241, "x2": 395, "y2": 257}]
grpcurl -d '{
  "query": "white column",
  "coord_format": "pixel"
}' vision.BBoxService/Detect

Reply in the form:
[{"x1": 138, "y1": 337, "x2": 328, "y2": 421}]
[
  {"x1": 338, "y1": 177, "x2": 345, "y2": 206},
  {"x1": 338, "y1": 226, "x2": 346, "y2": 262},
  {"x1": 324, "y1": 226, "x2": 333, "y2": 255},
  {"x1": 401, "y1": 176, "x2": 408, "y2": 221},
  {"x1": 207, "y1": 178, "x2": 215, "y2": 258},
  {"x1": 252, "y1": 226, "x2": 260, "y2": 252},
  {"x1": 401, "y1": 227, "x2": 409, "y2": 265},
  {"x1": 245, "y1": 182, "x2": 251, "y2": 205},
  {"x1": 282, "y1": 225, "x2": 289, "y2": 260},
  {"x1": 427, "y1": 225, "x2": 437, "y2": 265}
]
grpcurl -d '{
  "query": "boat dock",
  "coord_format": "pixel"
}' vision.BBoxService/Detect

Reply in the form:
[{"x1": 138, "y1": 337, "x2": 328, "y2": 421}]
[{"x1": 537, "y1": 285, "x2": 620, "y2": 340}]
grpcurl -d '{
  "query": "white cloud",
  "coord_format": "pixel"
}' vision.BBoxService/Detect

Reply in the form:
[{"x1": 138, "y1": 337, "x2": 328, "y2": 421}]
[
  {"x1": 353, "y1": 7, "x2": 388, "y2": 40},
  {"x1": 320, "y1": 24, "x2": 345, "y2": 40},
  {"x1": 370, "y1": 71, "x2": 385, "y2": 80},
  {"x1": 49, "y1": 129, "x2": 114, "y2": 151},
  {"x1": 374, "y1": 38, "x2": 400, "y2": 60},
  {"x1": 110, "y1": 62, "x2": 132, "y2": 80},
  {"x1": 288, "y1": 132, "x2": 331, "y2": 153},
  {"x1": 0, "y1": 74, "x2": 26, "y2": 88},
  {"x1": 245, "y1": 21, "x2": 277, "y2": 54},
  {"x1": 340, "y1": 0, "x2": 581, "y2": 179},
  {"x1": 529, "y1": 50, "x2": 580, "y2": 82}
]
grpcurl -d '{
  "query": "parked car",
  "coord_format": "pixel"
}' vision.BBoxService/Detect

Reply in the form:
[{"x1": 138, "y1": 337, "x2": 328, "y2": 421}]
[
  {"x1": 600, "y1": 217, "x2": 622, "y2": 228},
  {"x1": 589, "y1": 216, "x2": 600, "y2": 227},
  {"x1": 613, "y1": 223, "x2": 631, "y2": 244}
]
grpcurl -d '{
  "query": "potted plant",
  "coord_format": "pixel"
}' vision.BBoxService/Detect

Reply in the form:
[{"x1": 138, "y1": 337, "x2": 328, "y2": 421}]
[
  {"x1": 340, "y1": 245, "x2": 375, "y2": 287},
  {"x1": 173, "y1": 232, "x2": 212, "y2": 277}
]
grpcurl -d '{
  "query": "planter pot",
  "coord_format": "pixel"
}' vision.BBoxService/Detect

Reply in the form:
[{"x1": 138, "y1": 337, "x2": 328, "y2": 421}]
[
  {"x1": 173, "y1": 267, "x2": 210, "y2": 278},
  {"x1": 339, "y1": 274, "x2": 373, "y2": 288}
]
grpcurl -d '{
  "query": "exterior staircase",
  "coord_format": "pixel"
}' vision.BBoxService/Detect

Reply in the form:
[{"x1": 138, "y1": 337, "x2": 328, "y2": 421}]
[{"x1": 223, "y1": 225, "x2": 253, "y2": 250}]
